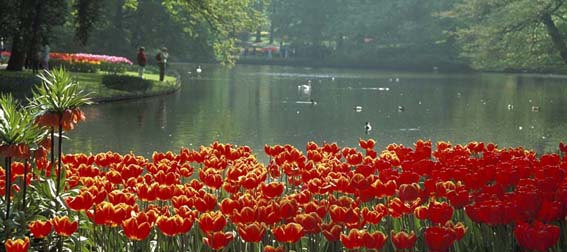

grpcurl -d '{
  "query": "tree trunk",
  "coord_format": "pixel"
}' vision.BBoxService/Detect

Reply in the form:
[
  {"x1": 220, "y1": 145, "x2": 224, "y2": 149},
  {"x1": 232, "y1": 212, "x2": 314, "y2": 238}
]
[
  {"x1": 542, "y1": 13, "x2": 567, "y2": 64},
  {"x1": 6, "y1": 34, "x2": 26, "y2": 71}
]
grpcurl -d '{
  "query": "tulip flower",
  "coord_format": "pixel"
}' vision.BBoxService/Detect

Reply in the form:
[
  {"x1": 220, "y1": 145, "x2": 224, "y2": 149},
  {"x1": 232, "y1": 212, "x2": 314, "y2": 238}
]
[
  {"x1": 122, "y1": 216, "x2": 152, "y2": 241},
  {"x1": 340, "y1": 228, "x2": 365, "y2": 249},
  {"x1": 65, "y1": 191, "x2": 94, "y2": 211},
  {"x1": 260, "y1": 181, "x2": 284, "y2": 198},
  {"x1": 321, "y1": 223, "x2": 342, "y2": 241},
  {"x1": 363, "y1": 230, "x2": 387, "y2": 250},
  {"x1": 428, "y1": 200, "x2": 454, "y2": 224},
  {"x1": 4, "y1": 237, "x2": 29, "y2": 252},
  {"x1": 272, "y1": 222, "x2": 304, "y2": 243},
  {"x1": 237, "y1": 222, "x2": 266, "y2": 243},
  {"x1": 424, "y1": 226, "x2": 456, "y2": 252},
  {"x1": 391, "y1": 230, "x2": 417, "y2": 250},
  {"x1": 198, "y1": 211, "x2": 227, "y2": 234},
  {"x1": 157, "y1": 215, "x2": 193, "y2": 236},
  {"x1": 203, "y1": 231, "x2": 234, "y2": 250},
  {"x1": 51, "y1": 216, "x2": 78, "y2": 237},
  {"x1": 28, "y1": 220, "x2": 52, "y2": 238},
  {"x1": 514, "y1": 221, "x2": 560, "y2": 251}
]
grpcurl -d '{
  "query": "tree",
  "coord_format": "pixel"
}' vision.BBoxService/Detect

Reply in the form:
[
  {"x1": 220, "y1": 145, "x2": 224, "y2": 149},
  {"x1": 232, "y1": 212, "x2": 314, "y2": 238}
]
[
  {"x1": 446, "y1": 0, "x2": 567, "y2": 70},
  {"x1": 2, "y1": 0, "x2": 67, "y2": 71}
]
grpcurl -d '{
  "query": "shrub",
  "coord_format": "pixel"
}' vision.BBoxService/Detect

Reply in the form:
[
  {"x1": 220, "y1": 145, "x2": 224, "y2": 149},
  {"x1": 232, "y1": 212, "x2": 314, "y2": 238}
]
[
  {"x1": 0, "y1": 73, "x2": 41, "y2": 98},
  {"x1": 99, "y1": 62, "x2": 129, "y2": 74},
  {"x1": 102, "y1": 74, "x2": 153, "y2": 91}
]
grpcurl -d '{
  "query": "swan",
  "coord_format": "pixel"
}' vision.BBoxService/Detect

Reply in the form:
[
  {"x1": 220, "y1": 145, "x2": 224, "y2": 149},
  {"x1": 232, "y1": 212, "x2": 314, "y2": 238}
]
[
  {"x1": 398, "y1": 105, "x2": 405, "y2": 112},
  {"x1": 196, "y1": 65, "x2": 202, "y2": 73},
  {"x1": 298, "y1": 80, "x2": 312, "y2": 94}
]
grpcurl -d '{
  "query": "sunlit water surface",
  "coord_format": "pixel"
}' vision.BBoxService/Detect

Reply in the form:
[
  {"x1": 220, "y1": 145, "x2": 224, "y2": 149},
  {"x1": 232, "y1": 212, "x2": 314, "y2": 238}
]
[{"x1": 66, "y1": 64, "x2": 567, "y2": 161}]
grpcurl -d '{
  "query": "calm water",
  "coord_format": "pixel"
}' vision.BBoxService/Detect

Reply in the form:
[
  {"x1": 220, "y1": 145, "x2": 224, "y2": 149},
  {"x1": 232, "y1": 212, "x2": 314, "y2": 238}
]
[{"x1": 65, "y1": 64, "x2": 567, "y2": 160}]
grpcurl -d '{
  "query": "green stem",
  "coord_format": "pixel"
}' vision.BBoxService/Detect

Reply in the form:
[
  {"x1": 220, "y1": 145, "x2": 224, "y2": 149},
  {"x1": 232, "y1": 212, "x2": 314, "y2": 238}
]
[
  {"x1": 56, "y1": 121, "x2": 63, "y2": 197},
  {"x1": 22, "y1": 159, "x2": 29, "y2": 211},
  {"x1": 50, "y1": 128, "x2": 54, "y2": 178}
]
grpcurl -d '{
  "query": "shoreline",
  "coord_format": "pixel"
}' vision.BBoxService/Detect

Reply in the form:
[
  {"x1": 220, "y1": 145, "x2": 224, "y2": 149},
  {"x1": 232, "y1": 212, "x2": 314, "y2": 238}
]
[{"x1": 0, "y1": 68, "x2": 181, "y2": 103}]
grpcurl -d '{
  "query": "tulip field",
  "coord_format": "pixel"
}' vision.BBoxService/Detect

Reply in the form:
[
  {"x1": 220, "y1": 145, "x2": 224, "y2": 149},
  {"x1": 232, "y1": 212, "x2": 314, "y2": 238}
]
[{"x1": 2, "y1": 139, "x2": 567, "y2": 251}]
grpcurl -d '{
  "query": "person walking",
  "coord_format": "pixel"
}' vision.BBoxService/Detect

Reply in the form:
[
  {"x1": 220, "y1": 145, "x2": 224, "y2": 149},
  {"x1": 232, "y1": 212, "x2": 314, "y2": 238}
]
[
  {"x1": 137, "y1": 47, "x2": 147, "y2": 78},
  {"x1": 156, "y1": 47, "x2": 169, "y2": 81},
  {"x1": 40, "y1": 43, "x2": 50, "y2": 70}
]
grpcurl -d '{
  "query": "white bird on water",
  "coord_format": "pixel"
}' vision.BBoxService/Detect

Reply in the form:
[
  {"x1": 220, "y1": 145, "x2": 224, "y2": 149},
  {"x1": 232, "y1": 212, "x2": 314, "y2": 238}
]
[
  {"x1": 196, "y1": 65, "x2": 202, "y2": 73},
  {"x1": 298, "y1": 80, "x2": 312, "y2": 94},
  {"x1": 365, "y1": 122, "x2": 372, "y2": 134}
]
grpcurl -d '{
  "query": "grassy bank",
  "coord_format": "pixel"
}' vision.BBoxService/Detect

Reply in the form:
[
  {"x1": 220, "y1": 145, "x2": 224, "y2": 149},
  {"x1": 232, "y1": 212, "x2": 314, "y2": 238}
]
[{"x1": 0, "y1": 69, "x2": 179, "y2": 102}]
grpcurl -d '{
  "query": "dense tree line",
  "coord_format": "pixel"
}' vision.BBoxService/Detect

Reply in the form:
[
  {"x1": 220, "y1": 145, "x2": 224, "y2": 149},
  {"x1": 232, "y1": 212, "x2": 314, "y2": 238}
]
[
  {"x1": 269, "y1": 0, "x2": 567, "y2": 71},
  {"x1": 2, "y1": 0, "x2": 567, "y2": 71}
]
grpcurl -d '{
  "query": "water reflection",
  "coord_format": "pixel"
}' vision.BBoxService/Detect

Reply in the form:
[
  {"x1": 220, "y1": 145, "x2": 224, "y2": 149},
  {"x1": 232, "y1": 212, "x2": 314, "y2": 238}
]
[{"x1": 66, "y1": 65, "x2": 567, "y2": 161}]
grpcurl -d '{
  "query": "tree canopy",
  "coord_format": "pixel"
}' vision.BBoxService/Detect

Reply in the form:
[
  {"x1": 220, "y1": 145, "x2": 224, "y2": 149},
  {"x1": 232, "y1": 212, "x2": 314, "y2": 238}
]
[{"x1": 4, "y1": 0, "x2": 567, "y2": 72}]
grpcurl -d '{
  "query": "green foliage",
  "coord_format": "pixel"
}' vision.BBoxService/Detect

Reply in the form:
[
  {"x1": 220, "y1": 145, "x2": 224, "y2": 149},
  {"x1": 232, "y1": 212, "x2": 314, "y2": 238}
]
[
  {"x1": 102, "y1": 74, "x2": 153, "y2": 91},
  {"x1": 28, "y1": 68, "x2": 92, "y2": 115},
  {"x1": 445, "y1": 0, "x2": 567, "y2": 70},
  {"x1": 268, "y1": 0, "x2": 462, "y2": 68},
  {"x1": 99, "y1": 62, "x2": 129, "y2": 74},
  {"x1": 0, "y1": 94, "x2": 45, "y2": 146}
]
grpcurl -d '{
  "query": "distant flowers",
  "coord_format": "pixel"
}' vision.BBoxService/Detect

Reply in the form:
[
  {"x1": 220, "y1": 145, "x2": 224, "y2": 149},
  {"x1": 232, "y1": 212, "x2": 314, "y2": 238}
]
[
  {"x1": 50, "y1": 53, "x2": 132, "y2": 65},
  {"x1": 0, "y1": 51, "x2": 132, "y2": 65}
]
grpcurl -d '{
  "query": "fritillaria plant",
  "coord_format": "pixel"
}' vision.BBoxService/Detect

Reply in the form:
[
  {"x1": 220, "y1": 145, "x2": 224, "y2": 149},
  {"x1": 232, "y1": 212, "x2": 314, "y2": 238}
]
[
  {"x1": 28, "y1": 68, "x2": 91, "y2": 199},
  {"x1": 0, "y1": 94, "x2": 46, "y2": 239}
]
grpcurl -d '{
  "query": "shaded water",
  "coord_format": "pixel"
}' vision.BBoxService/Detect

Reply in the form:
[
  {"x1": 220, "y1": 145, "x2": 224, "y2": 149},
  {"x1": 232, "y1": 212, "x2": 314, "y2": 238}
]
[{"x1": 66, "y1": 64, "x2": 567, "y2": 160}]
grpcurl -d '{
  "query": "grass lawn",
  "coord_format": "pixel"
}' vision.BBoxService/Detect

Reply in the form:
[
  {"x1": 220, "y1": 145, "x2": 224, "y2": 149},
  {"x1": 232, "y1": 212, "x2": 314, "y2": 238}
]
[{"x1": 0, "y1": 69, "x2": 178, "y2": 102}]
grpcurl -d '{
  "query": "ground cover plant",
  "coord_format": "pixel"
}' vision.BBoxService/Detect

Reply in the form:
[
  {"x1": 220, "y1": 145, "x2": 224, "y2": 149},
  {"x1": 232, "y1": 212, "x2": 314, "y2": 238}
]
[{"x1": 1, "y1": 69, "x2": 567, "y2": 252}]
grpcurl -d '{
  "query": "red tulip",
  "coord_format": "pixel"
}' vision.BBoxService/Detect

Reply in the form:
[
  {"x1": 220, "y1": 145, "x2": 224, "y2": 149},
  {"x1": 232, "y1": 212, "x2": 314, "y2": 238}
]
[
  {"x1": 359, "y1": 138, "x2": 376, "y2": 150},
  {"x1": 321, "y1": 223, "x2": 342, "y2": 241},
  {"x1": 294, "y1": 212, "x2": 322, "y2": 234},
  {"x1": 391, "y1": 230, "x2": 417, "y2": 250},
  {"x1": 28, "y1": 220, "x2": 52, "y2": 239},
  {"x1": 361, "y1": 207, "x2": 385, "y2": 224},
  {"x1": 340, "y1": 228, "x2": 364, "y2": 249},
  {"x1": 272, "y1": 222, "x2": 304, "y2": 243},
  {"x1": 122, "y1": 216, "x2": 152, "y2": 240},
  {"x1": 51, "y1": 216, "x2": 78, "y2": 237},
  {"x1": 203, "y1": 231, "x2": 234, "y2": 250},
  {"x1": 260, "y1": 182, "x2": 284, "y2": 198},
  {"x1": 232, "y1": 206, "x2": 257, "y2": 224},
  {"x1": 4, "y1": 237, "x2": 29, "y2": 252},
  {"x1": 424, "y1": 226, "x2": 456, "y2": 252},
  {"x1": 362, "y1": 230, "x2": 387, "y2": 250},
  {"x1": 198, "y1": 211, "x2": 226, "y2": 234},
  {"x1": 398, "y1": 183, "x2": 420, "y2": 202},
  {"x1": 257, "y1": 201, "x2": 281, "y2": 225},
  {"x1": 157, "y1": 215, "x2": 193, "y2": 236},
  {"x1": 237, "y1": 222, "x2": 266, "y2": 243},
  {"x1": 445, "y1": 221, "x2": 467, "y2": 241},
  {"x1": 514, "y1": 221, "x2": 560, "y2": 251},
  {"x1": 428, "y1": 200, "x2": 454, "y2": 224}
]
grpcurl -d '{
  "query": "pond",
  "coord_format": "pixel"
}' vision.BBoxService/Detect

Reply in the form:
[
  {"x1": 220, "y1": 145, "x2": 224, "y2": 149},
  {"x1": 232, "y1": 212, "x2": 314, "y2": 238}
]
[{"x1": 65, "y1": 64, "x2": 567, "y2": 160}]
